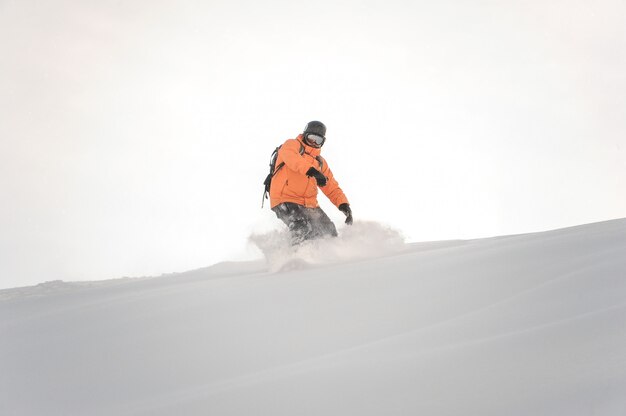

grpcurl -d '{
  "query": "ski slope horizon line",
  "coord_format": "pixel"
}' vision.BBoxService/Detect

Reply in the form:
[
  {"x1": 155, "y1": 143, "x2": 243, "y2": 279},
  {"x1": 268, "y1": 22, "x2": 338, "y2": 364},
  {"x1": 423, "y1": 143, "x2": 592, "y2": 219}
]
[{"x1": 2, "y1": 215, "x2": 625, "y2": 294}]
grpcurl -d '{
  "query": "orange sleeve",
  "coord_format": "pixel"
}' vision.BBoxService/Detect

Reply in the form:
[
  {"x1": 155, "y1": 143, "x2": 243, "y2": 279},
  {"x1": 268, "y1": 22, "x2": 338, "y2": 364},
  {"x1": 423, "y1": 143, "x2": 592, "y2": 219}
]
[
  {"x1": 279, "y1": 139, "x2": 316, "y2": 175},
  {"x1": 319, "y1": 163, "x2": 349, "y2": 208}
]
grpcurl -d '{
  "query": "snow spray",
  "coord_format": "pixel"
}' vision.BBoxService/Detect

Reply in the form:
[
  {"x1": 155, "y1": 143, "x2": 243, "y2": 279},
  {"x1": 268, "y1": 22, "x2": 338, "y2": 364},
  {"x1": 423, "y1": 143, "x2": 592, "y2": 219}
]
[{"x1": 249, "y1": 221, "x2": 405, "y2": 272}]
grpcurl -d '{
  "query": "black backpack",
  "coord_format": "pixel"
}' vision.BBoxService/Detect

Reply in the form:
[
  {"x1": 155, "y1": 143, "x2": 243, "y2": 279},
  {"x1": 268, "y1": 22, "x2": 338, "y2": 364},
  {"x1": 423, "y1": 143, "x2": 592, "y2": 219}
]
[{"x1": 261, "y1": 142, "x2": 304, "y2": 207}]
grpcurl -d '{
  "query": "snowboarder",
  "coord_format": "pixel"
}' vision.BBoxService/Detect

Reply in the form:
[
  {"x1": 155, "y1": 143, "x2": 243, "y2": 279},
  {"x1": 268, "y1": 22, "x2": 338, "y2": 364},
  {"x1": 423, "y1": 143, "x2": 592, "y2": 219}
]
[{"x1": 269, "y1": 121, "x2": 353, "y2": 245}]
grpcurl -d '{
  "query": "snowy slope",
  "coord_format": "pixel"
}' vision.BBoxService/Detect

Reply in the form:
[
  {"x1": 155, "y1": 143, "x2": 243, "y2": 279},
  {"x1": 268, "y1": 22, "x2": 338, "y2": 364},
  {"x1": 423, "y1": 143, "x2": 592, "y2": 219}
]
[{"x1": 1, "y1": 219, "x2": 626, "y2": 416}]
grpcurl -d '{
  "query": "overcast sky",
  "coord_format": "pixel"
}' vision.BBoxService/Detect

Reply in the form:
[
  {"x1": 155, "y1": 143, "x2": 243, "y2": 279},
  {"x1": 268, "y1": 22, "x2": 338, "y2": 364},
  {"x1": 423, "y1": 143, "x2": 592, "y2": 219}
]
[{"x1": 1, "y1": 0, "x2": 625, "y2": 289}]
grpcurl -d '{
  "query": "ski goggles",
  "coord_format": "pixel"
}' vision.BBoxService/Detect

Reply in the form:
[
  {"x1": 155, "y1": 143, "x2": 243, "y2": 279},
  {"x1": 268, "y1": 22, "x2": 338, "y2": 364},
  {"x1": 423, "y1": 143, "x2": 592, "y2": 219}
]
[{"x1": 305, "y1": 133, "x2": 325, "y2": 147}]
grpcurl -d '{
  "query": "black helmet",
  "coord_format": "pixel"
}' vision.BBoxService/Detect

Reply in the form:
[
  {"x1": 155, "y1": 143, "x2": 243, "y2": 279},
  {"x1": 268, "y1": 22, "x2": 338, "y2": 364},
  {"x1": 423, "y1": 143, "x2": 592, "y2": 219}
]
[{"x1": 303, "y1": 121, "x2": 326, "y2": 137}]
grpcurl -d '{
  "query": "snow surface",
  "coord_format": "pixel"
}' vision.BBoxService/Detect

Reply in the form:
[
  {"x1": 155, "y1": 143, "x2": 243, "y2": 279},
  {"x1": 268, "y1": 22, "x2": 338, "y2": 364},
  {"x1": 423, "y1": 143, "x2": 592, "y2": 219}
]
[{"x1": 1, "y1": 219, "x2": 626, "y2": 415}]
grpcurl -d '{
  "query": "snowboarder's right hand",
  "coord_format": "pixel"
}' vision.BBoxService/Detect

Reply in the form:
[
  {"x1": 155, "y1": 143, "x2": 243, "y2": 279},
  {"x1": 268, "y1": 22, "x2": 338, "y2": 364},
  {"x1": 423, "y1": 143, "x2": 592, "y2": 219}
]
[{"x1": 306, "y1": 167, "x2": 327, "y2": 187}]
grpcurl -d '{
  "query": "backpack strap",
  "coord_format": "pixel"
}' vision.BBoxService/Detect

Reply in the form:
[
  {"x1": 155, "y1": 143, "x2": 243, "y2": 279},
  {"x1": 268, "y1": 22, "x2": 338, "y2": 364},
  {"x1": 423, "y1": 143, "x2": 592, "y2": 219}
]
[{"x1": 315, "y1": 155, "x2": 325, "y2": 172}]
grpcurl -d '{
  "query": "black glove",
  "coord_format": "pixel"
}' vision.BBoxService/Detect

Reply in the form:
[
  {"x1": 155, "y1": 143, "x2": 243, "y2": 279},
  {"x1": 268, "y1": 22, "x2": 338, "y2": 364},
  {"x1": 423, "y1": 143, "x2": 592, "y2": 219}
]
[
  {"x1": 306, "y1": 167, "x2": 327, "y2": 187},
  {"x1": 338, "y1": 203, "x2": 353, "y2": 225}
]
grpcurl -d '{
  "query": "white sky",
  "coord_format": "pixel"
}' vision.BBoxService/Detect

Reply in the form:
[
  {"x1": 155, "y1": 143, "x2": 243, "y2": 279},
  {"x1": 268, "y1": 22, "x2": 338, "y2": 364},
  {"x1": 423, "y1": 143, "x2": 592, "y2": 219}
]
[{"x1": 1, "y1": 0, "x2": 625, "y2": 289}]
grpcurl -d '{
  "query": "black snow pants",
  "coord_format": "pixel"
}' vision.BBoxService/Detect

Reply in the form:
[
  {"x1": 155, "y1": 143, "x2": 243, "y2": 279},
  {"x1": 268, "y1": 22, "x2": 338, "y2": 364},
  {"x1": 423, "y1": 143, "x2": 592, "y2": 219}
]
[{"x1": 272, "y1": 202, "x2": 338, "y2": 245}]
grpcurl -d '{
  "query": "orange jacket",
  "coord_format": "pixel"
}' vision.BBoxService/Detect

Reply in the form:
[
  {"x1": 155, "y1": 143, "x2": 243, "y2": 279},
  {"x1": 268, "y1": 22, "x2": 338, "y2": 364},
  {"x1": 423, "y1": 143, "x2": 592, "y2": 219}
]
[{"x1": 269, "y1": 135, "x2": 349, "y2": 209}]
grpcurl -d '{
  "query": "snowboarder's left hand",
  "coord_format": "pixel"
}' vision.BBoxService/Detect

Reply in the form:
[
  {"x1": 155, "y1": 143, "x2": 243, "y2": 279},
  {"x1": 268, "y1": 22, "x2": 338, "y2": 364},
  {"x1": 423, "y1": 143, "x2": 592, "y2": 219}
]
[{"x1": 339, "y1": 203, "x2": 353, "y2": 225}]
